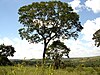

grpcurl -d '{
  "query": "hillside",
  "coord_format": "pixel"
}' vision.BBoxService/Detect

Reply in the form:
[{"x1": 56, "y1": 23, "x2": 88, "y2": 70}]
[
  {"x1": 65, "y1": 56, "x2": 100, "y2": 62},
  {"x1": 10, "y1": 56, "x2": 100, "y2": 67}
]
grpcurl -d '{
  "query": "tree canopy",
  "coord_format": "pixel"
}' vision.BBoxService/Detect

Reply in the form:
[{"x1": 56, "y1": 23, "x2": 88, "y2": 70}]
[
  {"x1": 18, "y1": 1, "x2": 83, "y2": 63},
  {"x1": 46, "y1": 40, "x2": 70, "y2": 69},
  {"x1": 0, "y1": 44, "x2": 16, "y2": 65},
  {"x1": 46, "y1": 40, "x2": 70, "y2": 59},
  {"x1": 0, "y1": 44, "x2": 15, "y2": 57},
  {"x1": 92, "y1": 29, "x2": 100, "y2": 47}
]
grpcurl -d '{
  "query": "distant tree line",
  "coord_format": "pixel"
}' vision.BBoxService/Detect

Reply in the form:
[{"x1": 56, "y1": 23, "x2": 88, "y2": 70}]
[{"x1": 10, "y1": 57, "x2": 100, "y2": 68}]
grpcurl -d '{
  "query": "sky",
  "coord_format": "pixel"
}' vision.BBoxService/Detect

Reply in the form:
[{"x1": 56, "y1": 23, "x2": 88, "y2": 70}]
[{"x1": 0, "y1": 0, "x2": 100, "y2": 59}]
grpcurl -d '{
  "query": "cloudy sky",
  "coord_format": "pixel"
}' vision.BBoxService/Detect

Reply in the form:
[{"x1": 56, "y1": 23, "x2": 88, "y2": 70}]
[{"x1": 0, "y1": 0, "x2": 100, "y2": 59}]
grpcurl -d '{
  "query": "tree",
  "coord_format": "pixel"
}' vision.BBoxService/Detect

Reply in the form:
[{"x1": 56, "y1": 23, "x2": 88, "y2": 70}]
[
  {"x1": 18, "y1": 1, "x2": 83, "y2": 63},
  {"x1": 46, "y1": 40, "x2": 70, "y2": 69},
  {"x1": 92, "y1": 29, "x2": 100, "y2": 47},
  {"x1": 0, "y1": 44, "x2": 16, "y2": 65},
  {"x1": 46, "y1": 40, "x2": 70, "y2": 59}
]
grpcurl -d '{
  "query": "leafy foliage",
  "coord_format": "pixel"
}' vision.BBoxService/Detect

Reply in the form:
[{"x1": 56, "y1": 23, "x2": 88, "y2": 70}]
[
  {"x1": 0, "y1": 44, "x2": 16, "y2": 65},
  {"x1": 0, "y1": 56, "x2": 12, "y2": 66},
  {"x1": 46, "y1": 40, "x2": 70, "y2": 59},
  {"x1": 46, "y1": 40, "x2": 70, "y2": 69},
  {"x1": 92, "y1": 29, "x2": 100, "y2": 47},
  {"x1": 0, "y1": 44, "x2": 15, "y2": 57},
  {"x1": 18, "y1": 1, "x2": 83, "y2": 62}
]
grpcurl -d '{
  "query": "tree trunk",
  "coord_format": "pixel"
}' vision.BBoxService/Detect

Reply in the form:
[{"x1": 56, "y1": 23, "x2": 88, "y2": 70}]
[
  {"x1": 43, "y1": 47, "x2": 46, "y2": 64},
  {"x1": 43, "y1": 41, "x2": 47, "y2": 64}
]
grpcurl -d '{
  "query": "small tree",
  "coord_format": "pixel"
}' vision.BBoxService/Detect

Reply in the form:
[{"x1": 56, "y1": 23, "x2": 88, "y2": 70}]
[
  {"x1": 0, "y1": 44, "x2": 16, "y2": 65},
  {"x1": 18, "y1": 1, "x2": 83, "y2": 63},
  {"x1": 92, "y1": 29, "x2": 100, "y2": 47},
  {"x1": 46, "y1": 40, "x2": 70, "y2": 69}
]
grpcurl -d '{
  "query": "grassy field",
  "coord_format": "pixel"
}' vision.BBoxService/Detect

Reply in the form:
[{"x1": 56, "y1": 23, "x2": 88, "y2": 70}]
[
  {"x1": 0, "y1": 65, "x2": 100, "y2": 75},
  {"x1": 0, "y1": 56, "x2": 100, "y2": 75}
]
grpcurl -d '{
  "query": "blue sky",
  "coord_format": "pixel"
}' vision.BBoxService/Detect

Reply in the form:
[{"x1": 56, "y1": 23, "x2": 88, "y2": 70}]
[{"x1": 0, "y1": 0, "x2": 100, "y2": 59}]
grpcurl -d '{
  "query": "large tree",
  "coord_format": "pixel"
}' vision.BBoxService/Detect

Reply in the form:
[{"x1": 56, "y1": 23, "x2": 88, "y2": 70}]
[
  {"x1": 0, "y1": 44, "x2": 16, "y2": 65},
  {"x1": 18, "y1": 1, "x2": 83, "y2": 63},
  {"x1": 92, "y1": 29, "x2": 100, "y2": 47}
]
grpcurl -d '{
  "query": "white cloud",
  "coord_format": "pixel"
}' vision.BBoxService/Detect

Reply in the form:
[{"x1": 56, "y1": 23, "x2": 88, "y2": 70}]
[
  {"x1": 0, "y1": 37, "x2": 43, "y2": 59},
  {"x1": 69, "y1": 0, "x2": 84, "y2": 12},
  {"x1": 81, "y1": 17, "x2": 100, "y2": 56},
  {"x1": 82, "y1": 17, "x2": 100, "y2": 41},
  {"x1": 64, "y1": 17, "x2": 100, "y2": 58},
  {"x1": 85, "y1": 0, "x2": 100, "y2": 13},
  {"x1": 64, "y1": 39, "x2": 100, "y2": 58},
  {"x1": 1, "y1": 37, "x2": 14, "y2": 45}
]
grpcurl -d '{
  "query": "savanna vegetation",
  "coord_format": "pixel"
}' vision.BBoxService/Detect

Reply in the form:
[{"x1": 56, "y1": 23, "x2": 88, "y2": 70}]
[
  {"x1": 0, "y1": 66, "x2": 100, "y2": 75},
  {"x1": 0, "y1": 56, "x2": 100, "y2": 75},
  {"x1": 0, "y1": 1, "x2": 100, "y2": 75}
]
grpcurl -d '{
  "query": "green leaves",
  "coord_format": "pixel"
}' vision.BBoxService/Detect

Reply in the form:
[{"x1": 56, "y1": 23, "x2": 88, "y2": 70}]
[
  {"x1": 46, "y1": 40, "x2": 70, "y2": 59},
  {"x1": 18, "y1": 1, "x2": 83, "y2": 61},
  {"x1": 18, "y1": 1, "x2": 83, "y2": 43},
  {"x1": 0, "y1": 44, "x2": 16, "y2": 57},
  {"x1": 92, "y1": 29, "x2": 100, "y2": 47}
]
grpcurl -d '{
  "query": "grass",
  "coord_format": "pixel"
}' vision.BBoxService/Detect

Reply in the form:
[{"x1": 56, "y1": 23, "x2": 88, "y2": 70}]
[
  {"x1": 1, "y1": 56, "x2": 100, "y2": 75},
  {"x1": 0, "y1": 65, "x2": 100, "y2": 75}
]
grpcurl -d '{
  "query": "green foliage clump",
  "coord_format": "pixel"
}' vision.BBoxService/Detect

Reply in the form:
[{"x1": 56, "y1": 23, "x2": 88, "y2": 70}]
[
  {"x1": 0, "y1": 44, "x2": 15, "y2": 66},
  {"x1": 93, "y1": 29, "x2": 100, "y2": 47},
  {"x1": 46, "y1": 40, "x2": 70, "y2": 69}
]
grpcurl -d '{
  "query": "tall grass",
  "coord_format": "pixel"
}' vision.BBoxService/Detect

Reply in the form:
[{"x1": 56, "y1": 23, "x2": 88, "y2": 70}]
[{"x1": 0, "y1": 64, "x2": 100, "y2": 75}]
